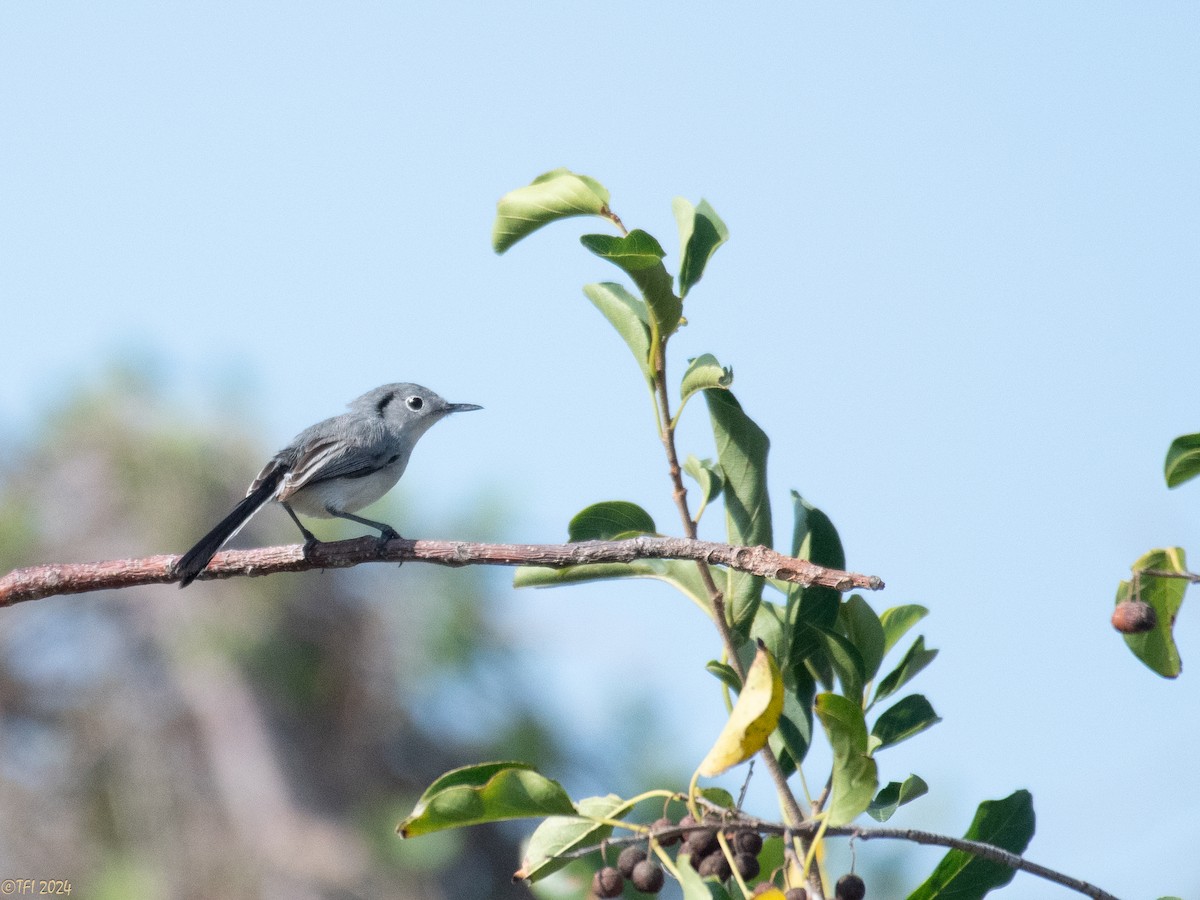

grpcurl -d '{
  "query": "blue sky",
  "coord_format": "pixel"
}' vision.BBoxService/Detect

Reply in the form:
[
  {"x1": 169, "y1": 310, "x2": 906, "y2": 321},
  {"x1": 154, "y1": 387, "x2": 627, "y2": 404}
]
[{"x1": 3, "y1": 4, "x2": 1199, "y2": 897}]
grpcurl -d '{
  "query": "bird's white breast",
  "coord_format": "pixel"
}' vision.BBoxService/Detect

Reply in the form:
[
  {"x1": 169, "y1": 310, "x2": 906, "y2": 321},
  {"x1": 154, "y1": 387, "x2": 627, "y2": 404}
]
[{"x1": 284, "y1": 454, "x2": 409, "y2": 517}]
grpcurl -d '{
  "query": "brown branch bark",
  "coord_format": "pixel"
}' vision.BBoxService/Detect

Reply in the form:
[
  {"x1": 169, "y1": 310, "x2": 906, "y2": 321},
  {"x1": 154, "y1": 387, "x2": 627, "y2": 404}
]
[
  {"x1": 0, "y1": 536, "x2": 884, "y2": 607},
  {"x1": 567, "y1": 816, "x2": 1120, "y2": 900}
]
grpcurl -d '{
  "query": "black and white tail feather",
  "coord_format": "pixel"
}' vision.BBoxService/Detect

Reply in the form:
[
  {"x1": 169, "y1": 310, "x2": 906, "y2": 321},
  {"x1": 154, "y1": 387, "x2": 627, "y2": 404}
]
[{"x1": 174, "y1": 468, "x2": 284, "y2": 587}]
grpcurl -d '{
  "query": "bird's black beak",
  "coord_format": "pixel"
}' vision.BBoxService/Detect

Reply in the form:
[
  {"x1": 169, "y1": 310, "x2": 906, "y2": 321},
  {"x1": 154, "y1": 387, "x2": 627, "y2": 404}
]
[{"x1": 445, "y1": 402, "x2": 483, "y2": 414}]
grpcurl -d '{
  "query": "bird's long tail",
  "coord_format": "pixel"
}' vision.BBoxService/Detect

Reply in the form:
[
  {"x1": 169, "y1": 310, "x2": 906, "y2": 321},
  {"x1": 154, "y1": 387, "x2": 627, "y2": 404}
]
[{"x1": 174, "y1": 473, "x2": 282, "y2": 587}]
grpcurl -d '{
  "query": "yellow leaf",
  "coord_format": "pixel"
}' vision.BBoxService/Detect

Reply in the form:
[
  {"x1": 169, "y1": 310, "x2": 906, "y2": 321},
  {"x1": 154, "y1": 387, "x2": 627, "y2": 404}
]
[
  {"x1": 697, "y1": 640, "x2": 784, "y2": 776},
  {"x1": 752, "y1": 890, "x2": 787, "y2": 900}
]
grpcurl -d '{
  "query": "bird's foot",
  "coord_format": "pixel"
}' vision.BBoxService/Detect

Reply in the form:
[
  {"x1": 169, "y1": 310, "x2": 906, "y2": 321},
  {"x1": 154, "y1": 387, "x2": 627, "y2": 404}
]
[{"x1": 376, "y1": 527, "x2": 402, "y2": 564}]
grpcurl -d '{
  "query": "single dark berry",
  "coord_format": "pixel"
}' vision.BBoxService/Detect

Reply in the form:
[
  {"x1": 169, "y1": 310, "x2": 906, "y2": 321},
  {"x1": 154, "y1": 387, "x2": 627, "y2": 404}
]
[
  {"x1": 784, "y1": 889, "x2": 809, "y2": 900},
  {"x1": 650, "y1": 816, "x2": 679, "y2": 847},
  {"x1": 592, "y1": 866, "x2": 624, "y2": 898},
  {"x1": 835, "y1": 872, "x2": 866, "y2": 900},
  {"x1": 1112, "y1": 600, "x2": 1157, "y2": 634},
  {"x1": 683, "y1": 845, "x2": 714, "y2": 870},
  {"x1": 733, "y1": 852, "x2": 760, "y2": 880},
  {"x1": 697, "y1": 851, "x2": 732, "y2": 881},
  {"x1": 630, "y1": 858, "x2": 666, "y2": 894},
  {"x1": 618, "y1": 846, "x2": 648, "y2": 878},
  {"x1": 682, "y1": 826, "x2": 718, "y2": 857},
  {"x1": 733, "y1": 828, "x2": 764, "y2": 856}
]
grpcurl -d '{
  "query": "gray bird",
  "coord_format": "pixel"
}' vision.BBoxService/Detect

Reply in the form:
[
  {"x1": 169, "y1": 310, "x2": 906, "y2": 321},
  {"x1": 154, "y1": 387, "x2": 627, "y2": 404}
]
[{"x1": 175, "y1": 383, "x2": 481, "y2": 587}]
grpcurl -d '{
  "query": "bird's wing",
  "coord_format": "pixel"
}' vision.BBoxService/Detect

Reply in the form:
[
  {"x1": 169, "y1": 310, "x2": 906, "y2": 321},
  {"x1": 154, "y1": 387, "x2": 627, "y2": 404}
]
[{"x1": 269, "y1": 414, "x2": 394, "y2": 501}]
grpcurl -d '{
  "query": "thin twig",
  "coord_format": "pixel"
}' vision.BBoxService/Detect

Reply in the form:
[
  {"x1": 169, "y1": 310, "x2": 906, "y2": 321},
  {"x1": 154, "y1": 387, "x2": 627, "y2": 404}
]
[
  {"x1": 649, "y1": 334, "x2": 823, "y2": 899},
  {"x1": 547, "y1": 815, "x2": 1119, "y2": 900},
  {"x1": 1139, "y1": 568, "x2": 1200, "y2": 584},
  {"x1": 0, "y1": 536, "x2": 883, "y2": 607},
  {"x1": 601, "y1": 206, "x2": 629, "y2": 236}
]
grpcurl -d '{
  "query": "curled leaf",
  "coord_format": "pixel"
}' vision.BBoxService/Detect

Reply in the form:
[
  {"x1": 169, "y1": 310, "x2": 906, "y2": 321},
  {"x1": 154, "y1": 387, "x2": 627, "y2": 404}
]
[
  {"x1": 867, "y1": 774, "x2": 929, "y2": 822},
  {"x1": 581, "y1": 227, "x2": 681, "y2": 336},
  {"x1": 397, "y1": 762, "x2": 575, "y2": 837},
  {"x1": 1120, "y1": 547, "x2": 1187, "y2": 678},
  {"x1": 673, "y1": 197, "x2": 729, "y2": 298},
  {"x1": 697, "y1": 640, "x2": 784, "y2": 776},
  {"x1": 683, "y1": 455, "x2": 725, "y2": 508},
  {"x1": 492, "y1": 169, "x2": 611, "y2": 254},
  {"x1": 515, "y1": 794, "x2": 634, "y2": 883},
  {"x1": 1165, "y1": 432, "x2": 1200, "y2": 488},
  {"x1": 680, "y1": 353, "x2": 733, "y2": 408}
]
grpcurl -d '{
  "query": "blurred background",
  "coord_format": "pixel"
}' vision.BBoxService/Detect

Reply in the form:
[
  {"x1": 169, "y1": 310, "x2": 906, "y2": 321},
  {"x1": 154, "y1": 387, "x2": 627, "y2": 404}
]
[{"x1": 1, "y1": 4, "x2": 1198, "y2": 899}]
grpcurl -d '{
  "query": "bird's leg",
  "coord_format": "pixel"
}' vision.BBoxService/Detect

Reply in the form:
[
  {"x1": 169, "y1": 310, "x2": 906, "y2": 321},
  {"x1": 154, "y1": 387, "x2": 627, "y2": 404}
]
[
  {"x1": 327, "y1": 509, "x2": 402, "y2": 558},
  {"x1": 282, "y1": 503, "x2": 320, "y2": 556}
]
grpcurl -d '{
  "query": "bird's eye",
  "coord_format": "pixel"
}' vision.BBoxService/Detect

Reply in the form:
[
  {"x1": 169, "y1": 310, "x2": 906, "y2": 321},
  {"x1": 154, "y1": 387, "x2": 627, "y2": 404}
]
[{"x1": 406, "y1": 396, "x2": 424, "y2": 411}]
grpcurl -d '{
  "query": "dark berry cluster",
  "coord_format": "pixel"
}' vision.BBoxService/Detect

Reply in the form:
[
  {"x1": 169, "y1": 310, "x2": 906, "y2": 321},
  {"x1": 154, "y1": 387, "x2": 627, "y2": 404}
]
[
  {"x1": 672, "y1": 814, "x2": 762, "y2": 883},
  {"x1": 590, "y1": 845, "x2": 666, "y2": 897},
  {"x1": 590, "y1": 813, "x2": 867, "y2": 898}
]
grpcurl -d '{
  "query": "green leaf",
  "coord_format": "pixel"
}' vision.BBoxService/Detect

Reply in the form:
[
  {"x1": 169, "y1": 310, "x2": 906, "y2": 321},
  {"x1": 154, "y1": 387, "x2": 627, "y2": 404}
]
[
  {"x1": 753, "y1": 599, "x2": 812, "y2": 772},
  {"x1": 580, "y1": 229, "x2": 666, "y2": 270},
  {"x1": 787, "y1": 493, "x2": 846, "y2": 666},
  {"x1": 398, "y1": 762, "x2": 575, "y2": 837},
  {"x1": 790, "y1": 492, "x2": 845, "y2": 566},
  {"x1": 697, "y1": 786, "x2": 736, "y2": 810},
  {"x1": 839, "y1": 594, "x2": 886, "y2": 682},
  {"x1": 768, "y1": 679, "x2": 814, "y2": 773},
  {"x1": 513, "y1": 559, "x2": 711, "y2": 617},
  {"x1": 492, "y1": 169, "x2": 611, "y2": 253},
  {"x1": 673, "y1": 197, "x2": 729, "y2": 299},
  {"x1": 880, "y1": 604, "x2": 930, "y2": 656},
  {"x1": 706, "y1": 660, "x2": 742, "y2": 693},
  {"x1": 813, "y1": 693, "x2": 878, "y2": 826},
  {"x1": 705, "y1": 389, "x2": 772, "y2": 636},
  {"x1": 676, "y1": 853, "x2": 719, "y2": 900},
  {"x1": 582, "y1": 282, "x2": 652, "y2": 384},
  {"x1": 814, "y1": 626, "x2": 866, "y2": 704},
  {"x1": 1165, "y1": 432, "x2": 1200, "y2": 488},
  {"x1": 680, "y1": 354, "x2": 733, "y2": 409},
  {"x1": 907, "y1": 790, "x2": 1035, "y2": 900},
  {"x1": 871, "y1": 694, "x2": 941, "y2": 751},
  {"x1": 568, "y1": 501, "x2": 656, "y2": 542},
  {"x1": 867, "y1": 775, "x2": 929, "y2": 822},
  {"x1": 683, "y1": 455, "x2": 725, "y2": 511},
  {"x1": 755, "y1": 837, "x2": 787, "y2": 887},
  {"x1": 581, "y1": 231, "x2": 681, "y2": 336},
  {"x1": 874, "y1": 636, "x2": 938, "y2": 703},
  {"x1": 1120, "y1": 547, "x2": 1187, "y2": 678},
  {"x1": 749, "y1": 598, "x2": 787, "y2": 669},
  {"x1": 515, "y1": 794, "x2": 635, "y2": 883}
]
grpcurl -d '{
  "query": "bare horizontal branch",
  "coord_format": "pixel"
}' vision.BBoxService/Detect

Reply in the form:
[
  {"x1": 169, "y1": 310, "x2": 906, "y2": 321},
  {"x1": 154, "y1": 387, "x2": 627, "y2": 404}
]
[{"x1": 0, "y1": 535, "x2": 884, "y2": 607}]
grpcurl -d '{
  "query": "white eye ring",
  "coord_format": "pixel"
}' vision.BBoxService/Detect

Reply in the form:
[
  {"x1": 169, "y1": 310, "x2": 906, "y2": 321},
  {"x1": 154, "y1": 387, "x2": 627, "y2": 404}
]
[{"x1": 406, "y1": 396, "x2": 424, "y2": 411}]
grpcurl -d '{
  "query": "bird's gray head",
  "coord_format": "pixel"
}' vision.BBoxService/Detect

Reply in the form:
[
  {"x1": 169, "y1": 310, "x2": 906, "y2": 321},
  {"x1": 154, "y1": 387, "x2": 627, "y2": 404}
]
[{"x1": 350, "y1": 383, "x2": 482, "y2": 436}]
